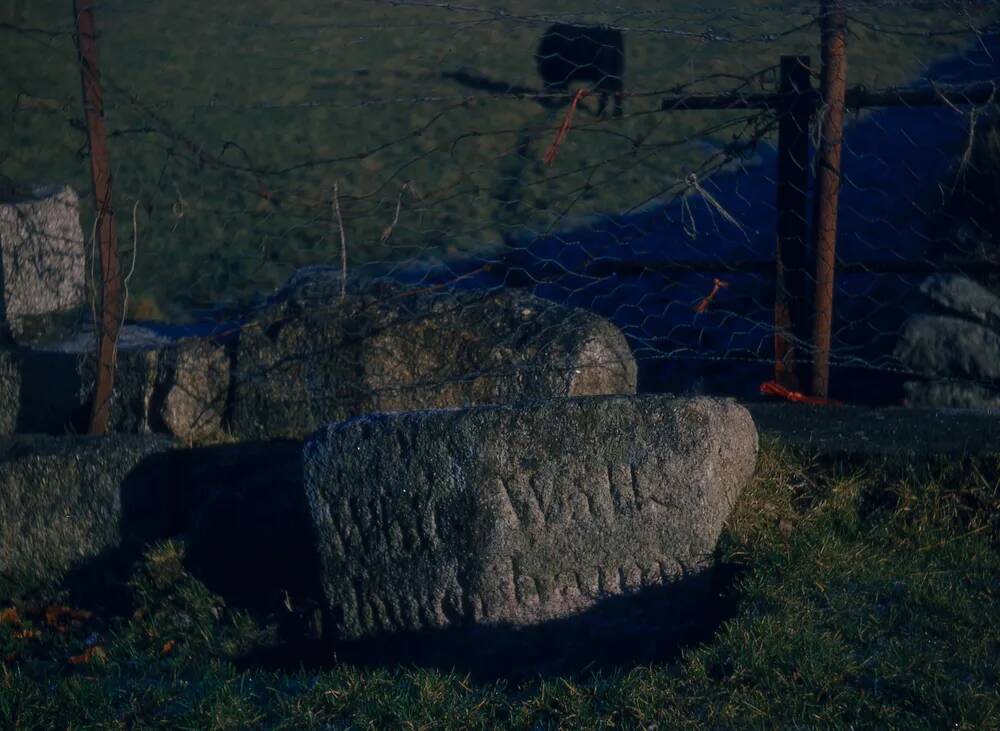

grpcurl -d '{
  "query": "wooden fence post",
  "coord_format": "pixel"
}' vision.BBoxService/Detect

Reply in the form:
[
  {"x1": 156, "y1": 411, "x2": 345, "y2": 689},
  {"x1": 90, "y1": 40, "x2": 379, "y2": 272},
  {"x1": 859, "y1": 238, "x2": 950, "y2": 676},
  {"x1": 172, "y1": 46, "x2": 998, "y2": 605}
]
[
  {"x1": 774, "y1": 55, "x2": 814, "y2": 392},
  {"x1": 74, "y1": 0, "x2": 123, "y2": 435},
  {"x1": 811, "y1": 0, "x2": 848, "y2": 399}
]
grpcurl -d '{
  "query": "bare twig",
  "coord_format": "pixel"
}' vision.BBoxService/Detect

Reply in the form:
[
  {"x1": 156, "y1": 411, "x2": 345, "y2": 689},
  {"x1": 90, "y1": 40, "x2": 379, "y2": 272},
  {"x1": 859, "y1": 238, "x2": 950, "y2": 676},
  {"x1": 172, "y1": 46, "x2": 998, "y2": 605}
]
[
  {"x1": 380, "y1": 182, "x2": 411, "y2": 244},
  {"x1": 685, "y1": 172, "x2": 750, "y2": 239},
  {"x1": 333, "y1": 182, "x2": 347, "y2": 303},
  {"x1": 114, "y1": 199, "x2": 140, "y2": 363}
]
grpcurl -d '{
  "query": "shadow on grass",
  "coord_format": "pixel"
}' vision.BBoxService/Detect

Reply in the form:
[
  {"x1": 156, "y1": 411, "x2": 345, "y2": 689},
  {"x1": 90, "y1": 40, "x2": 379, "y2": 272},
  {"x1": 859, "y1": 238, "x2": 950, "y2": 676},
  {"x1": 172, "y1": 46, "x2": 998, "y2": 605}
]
[
  {"x1": 169, "y1": 439, "x2": 323, "y2": 614},
  {"x1": 43, "y1": 439, "x2": 320, "y2": 618},
  {"x1": 239, "y1": 562, "x2": 741, "y2": 682},
  {"x1": 163, "y1": 438, "x2": 742, "y2": 682}
]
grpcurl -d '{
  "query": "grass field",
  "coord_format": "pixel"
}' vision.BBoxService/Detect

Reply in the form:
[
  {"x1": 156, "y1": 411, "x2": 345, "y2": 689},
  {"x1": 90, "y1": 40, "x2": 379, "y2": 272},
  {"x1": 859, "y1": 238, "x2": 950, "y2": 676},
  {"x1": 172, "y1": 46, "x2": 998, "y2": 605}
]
[
  {"x1": 1, "y1": 1, "x2": 993, "y2": 318},
  {"x1": 1, "y1": 440, "x2": 998, "y2": 729}
]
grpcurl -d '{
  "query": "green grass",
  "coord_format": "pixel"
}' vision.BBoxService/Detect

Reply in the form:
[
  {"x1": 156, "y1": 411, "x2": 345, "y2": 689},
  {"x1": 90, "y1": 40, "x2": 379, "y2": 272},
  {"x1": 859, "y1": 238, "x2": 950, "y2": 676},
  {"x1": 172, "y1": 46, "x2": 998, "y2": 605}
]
[
  {"x1": 2, "y1": 440, "x2": 998, "y2": 729},
  {"x1": 1, "y1": 2, "x2": 994, "y2": 318}
]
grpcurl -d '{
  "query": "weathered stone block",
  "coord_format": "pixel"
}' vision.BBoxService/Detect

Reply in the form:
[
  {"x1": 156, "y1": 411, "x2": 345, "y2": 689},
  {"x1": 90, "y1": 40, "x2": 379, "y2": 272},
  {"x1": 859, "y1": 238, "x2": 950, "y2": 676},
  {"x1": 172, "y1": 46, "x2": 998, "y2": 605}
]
[
  {"x1": 895, "y1": 315, "x2": 1000, "y2": 381},
  {"x1": 0, "y1": 349, "x2": 18, "y2": 435},
  {"x1": 158, "y1": 338, "x2": 231, "y2": 443},
  {"x1": 88, "y1": 333, "x2": 230, "y2": 443},
  {"x1": 902, "y1": 380, "x2": 1000, "y2": 411},
  {"x1": 303, "y1": 395, "x2": 757, "y2": 641},
  {"x1": 920, "y1": 274, "x2": 1000, "y2": 332},
  {"x1": 0, "y1": 434, "x2": 174, "y2": 587},
  {"x1": 0, "y1": 185, "x2": 85, "y2": 339},
  {"x1": 232, "y1": 268, "x2": 637, "y2": 439}
]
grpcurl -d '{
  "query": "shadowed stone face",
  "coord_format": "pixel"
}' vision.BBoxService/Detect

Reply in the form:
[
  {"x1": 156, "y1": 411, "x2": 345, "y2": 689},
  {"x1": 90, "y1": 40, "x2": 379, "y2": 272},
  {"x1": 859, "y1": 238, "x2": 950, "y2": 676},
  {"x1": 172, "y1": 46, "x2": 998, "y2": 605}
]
[
  {"x1": 0, "y1": 332, "x2": 230, "y2": 442},
  {"x1": 303, "y1": 395, "x2": 758, "y2": 642}
]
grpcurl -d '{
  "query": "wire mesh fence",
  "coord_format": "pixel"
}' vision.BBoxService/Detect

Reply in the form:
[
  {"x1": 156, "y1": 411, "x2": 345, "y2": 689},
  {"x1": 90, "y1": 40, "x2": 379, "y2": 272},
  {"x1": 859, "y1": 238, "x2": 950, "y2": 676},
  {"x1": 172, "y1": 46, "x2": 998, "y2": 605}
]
[{"x1": 1, "y1": 0, "x2": 999, "y2": 438}]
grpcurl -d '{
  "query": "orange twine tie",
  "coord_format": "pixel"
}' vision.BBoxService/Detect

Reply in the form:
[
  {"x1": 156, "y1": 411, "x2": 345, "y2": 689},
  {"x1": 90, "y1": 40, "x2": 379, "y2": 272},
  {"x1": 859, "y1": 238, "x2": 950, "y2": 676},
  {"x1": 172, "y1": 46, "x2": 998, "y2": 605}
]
[
  {"x1": 694, "y1": 277, "x2": 729, "y2": 314},
  {"x1": 543, "y1": 88, "x2": 590, "y2": 166},
  {"x1": 760, "y1": 381, "x2": 843, "y2": 406}
]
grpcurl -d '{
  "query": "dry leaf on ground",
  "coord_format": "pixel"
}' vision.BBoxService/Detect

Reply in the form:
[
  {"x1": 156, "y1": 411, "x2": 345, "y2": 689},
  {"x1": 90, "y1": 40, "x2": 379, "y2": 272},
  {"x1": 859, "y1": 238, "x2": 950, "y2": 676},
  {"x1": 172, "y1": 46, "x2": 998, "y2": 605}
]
[{"x1": 68, "y1": 645, "x2": 107, "y2": 666}]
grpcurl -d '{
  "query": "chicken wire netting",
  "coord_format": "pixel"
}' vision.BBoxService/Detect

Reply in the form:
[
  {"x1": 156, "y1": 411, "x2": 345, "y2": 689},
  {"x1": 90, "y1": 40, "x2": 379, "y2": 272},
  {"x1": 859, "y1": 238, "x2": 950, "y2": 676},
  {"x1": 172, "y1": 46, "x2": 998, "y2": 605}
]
[{"x1": 2, "y1": 0, "x2": 999, "y2": 409}]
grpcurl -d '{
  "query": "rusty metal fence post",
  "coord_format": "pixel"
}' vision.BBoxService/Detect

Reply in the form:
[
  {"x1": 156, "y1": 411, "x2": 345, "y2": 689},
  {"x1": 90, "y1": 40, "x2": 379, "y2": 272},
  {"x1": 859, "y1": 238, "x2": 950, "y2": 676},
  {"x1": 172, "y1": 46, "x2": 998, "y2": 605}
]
[
  {"x1": 811, "y1": 0, "x2": 848, "y2": 399},
  {"x1": 73, "y1": 0, "x2": 123, "y2": 435},
  {"x1": 774, "y1": 55, "x2": 814, "y2": 392}
]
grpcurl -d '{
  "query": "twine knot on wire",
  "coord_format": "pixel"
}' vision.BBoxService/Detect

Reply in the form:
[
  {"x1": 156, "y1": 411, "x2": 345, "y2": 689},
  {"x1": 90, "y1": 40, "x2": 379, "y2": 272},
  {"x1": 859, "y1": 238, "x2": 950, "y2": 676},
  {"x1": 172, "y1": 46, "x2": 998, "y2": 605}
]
[
  {"x1": 694, "y1": 277, "x2": 729, "y2": 313},
  {"x1": 683, "y1": 172, "x2": 748, "y2": 238}
]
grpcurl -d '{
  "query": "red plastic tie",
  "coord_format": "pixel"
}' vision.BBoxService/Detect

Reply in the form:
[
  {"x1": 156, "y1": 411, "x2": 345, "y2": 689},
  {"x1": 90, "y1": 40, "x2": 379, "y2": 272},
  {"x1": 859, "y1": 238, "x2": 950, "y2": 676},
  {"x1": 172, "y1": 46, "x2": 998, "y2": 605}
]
[{"x1": 760, "y1": 381, "x2": 843, "y2": 406}]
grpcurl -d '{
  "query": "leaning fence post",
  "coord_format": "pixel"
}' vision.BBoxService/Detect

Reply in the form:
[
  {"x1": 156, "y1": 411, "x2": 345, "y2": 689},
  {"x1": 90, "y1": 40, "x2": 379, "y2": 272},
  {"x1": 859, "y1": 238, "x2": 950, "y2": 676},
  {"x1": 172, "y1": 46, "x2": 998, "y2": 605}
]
[
  {"x1": 774, "y1": 55, "x2": 814, "y2": 392},
  {"x1": 73, "y1": 0, "x2": 123, "y2": 435},
  {"x1": 811, "y1": 0, "x2": 848, "y2": 399}
]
